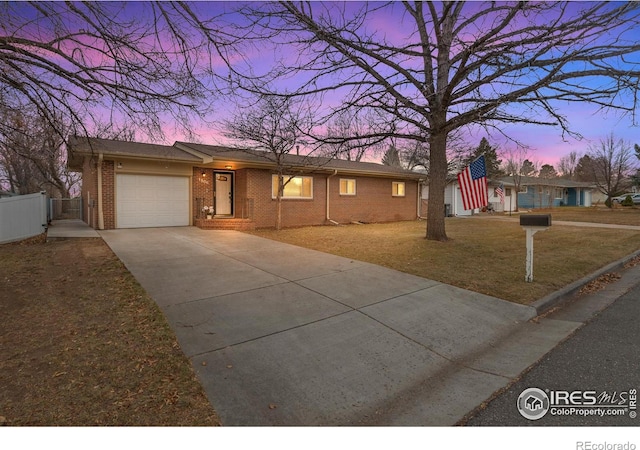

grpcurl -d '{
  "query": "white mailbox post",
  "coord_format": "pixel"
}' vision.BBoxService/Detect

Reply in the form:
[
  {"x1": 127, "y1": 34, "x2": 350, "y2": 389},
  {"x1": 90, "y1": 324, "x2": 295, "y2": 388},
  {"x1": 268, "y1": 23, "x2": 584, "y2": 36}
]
[{"x1": 520, "y1": 215, "x2": 552, "y2": 283}]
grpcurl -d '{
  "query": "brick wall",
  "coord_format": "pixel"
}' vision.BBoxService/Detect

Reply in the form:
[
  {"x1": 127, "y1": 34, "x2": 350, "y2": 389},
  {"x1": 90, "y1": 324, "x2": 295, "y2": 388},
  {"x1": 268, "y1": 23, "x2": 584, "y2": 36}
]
[
  {"x1": 81, "y1": 157, "x2": 98, "y2": 228},
  {"x1": 101, "y1": 160, "x2": 115, "y2": 229},
  {"x1": 90, "y1": 163, "x2": 419, "y2": 230},
  {"x1": 80, "y1": 157, "x2": 116, "y2": 230},
  {"x1": 192, "y1": 167, "x2": 214, "y2": 220},
  {"x1": 328, "y1": 176, "x2": 418, "y2": 224},
  {"x1": 244, "y1": 168, "x2": 419, "y2": 229},
  {"x1": 234, "y1": 169, "x2": 249, "y2": 219}
]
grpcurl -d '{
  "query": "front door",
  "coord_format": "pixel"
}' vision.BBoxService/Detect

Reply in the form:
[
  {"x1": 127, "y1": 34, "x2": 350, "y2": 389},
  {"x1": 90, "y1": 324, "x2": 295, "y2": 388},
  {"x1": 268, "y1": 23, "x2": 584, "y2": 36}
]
[{"x1": 215, "y1": 172, "x2": 233, "y2": 216}]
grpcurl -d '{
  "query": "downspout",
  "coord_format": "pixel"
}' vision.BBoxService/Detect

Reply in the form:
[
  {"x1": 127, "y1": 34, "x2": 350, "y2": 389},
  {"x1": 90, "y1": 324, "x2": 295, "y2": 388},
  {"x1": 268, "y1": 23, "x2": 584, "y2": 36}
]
[
  {"x1": 97, "y1": 152, "x2": 105, "y2": 230},
  {"x1": 417, "y1": 180, "x2": 425, "y2": 219},
  {"x1": 418, "y1": 180, "x2": 429, "y2": 220},
  {"x1": 326, "y1": 170, "x2": 339, "y2": 225}
]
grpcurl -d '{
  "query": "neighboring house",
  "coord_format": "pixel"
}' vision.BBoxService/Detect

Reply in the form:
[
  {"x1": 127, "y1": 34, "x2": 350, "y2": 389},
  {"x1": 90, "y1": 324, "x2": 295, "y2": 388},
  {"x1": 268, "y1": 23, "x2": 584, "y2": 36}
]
[
  {"x1": 422, "y1": 179, "x2": 517, "y2": 216},
  {"x1": 422, "y1": 176, "x2": 595, "y2": 216},
  {"x1": 500, "y1": 176, "x2": 596, "y2": 209},
  {"x1": 67, "y1": 137, "x2": 425, "y2": 230}
]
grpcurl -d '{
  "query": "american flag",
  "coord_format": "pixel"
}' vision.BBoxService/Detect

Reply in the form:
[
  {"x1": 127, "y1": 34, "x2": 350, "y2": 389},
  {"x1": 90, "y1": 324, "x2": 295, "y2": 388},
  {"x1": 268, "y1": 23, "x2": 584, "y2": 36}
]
[
  {"x1": 496, "y1": 182, "x2": 505, "y2": 204},
  {"x1": 457, "y1": 155, "x2": 488, "y2": 211}
]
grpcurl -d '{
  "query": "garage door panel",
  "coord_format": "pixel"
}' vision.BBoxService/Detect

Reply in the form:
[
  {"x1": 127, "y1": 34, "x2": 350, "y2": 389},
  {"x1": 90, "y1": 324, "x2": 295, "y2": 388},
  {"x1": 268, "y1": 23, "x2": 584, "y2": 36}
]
[{"x1": 116, "y1": 174, "x2": 189, "y2": 228}]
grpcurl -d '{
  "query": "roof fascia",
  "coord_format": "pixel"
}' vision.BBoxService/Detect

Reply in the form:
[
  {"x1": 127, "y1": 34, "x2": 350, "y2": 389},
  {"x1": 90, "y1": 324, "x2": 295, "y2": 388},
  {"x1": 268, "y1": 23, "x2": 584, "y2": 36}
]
[
  {"x1": 173, "y1": 142, "x2": 213, "y2": 163},
  {"x1": 176, "y1": 143, "x2": 424, "y2": 179}
]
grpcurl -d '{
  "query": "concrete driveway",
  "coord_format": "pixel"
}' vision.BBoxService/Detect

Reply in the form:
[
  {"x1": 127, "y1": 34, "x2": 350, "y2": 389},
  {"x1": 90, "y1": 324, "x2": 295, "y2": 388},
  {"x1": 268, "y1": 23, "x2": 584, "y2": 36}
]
[{"x1": 100, "y1": 227, "x2": 580, "y2": 425}]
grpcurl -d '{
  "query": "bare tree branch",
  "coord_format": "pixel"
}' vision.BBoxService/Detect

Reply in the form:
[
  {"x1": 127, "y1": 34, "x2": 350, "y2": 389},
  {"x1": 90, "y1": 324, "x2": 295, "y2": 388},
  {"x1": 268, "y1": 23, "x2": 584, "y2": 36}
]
[
  {"x1": 235, "y1": 1, "x2": 640, "y2": 239},
  {"x1": 0, "y1": 1, "x2": 238, "y2": 141}
]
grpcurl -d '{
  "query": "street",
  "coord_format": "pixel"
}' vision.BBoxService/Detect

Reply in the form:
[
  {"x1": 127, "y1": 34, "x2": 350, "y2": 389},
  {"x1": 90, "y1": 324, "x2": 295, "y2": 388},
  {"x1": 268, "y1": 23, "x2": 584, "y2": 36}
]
[{"x1": 463, "y1": 262, "x2": 640, "y2": 426}]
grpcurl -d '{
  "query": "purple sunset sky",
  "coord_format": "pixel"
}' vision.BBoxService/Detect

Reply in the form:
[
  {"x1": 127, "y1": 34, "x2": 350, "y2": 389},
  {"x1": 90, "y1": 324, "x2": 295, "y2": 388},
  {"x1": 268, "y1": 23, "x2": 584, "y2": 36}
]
[{"x1": 79, "y1": 1, "x2": 639, "y2": 169}]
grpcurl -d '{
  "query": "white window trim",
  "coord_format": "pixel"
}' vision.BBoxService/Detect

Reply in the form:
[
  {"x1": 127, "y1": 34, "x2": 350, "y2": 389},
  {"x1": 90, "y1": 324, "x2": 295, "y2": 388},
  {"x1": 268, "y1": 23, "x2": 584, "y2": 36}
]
[
  {"x1": 271, "y1": 174, "x2": 314, "y2": 200},
  {"x1": 392, "y1": 181, "x2": 406, "y2": 197},
  {"x1": 339, "y1": 178, "x2": 357, "y2": 196}
]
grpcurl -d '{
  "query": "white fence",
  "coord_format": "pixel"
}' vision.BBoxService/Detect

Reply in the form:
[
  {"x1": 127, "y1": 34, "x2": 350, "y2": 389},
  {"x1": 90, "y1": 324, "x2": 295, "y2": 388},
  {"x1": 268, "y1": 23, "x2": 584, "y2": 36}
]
[{"x1": 0, "y1": 191, "x2": 48, "y2": 244}]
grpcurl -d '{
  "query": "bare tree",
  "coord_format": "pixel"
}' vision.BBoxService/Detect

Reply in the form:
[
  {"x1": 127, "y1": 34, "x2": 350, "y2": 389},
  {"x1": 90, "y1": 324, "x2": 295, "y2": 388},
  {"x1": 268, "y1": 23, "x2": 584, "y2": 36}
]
[
  {"x1": 588, "y1": 134, "x2": 636, "y2": 207},
  {"x1": 558, "y1": 151, "x2": 581, "y2": 180},
  {"x1": 0, "y1": 2, "x2": 240, "y2": 141},
  {"x1": 502, "y1": 147, "x2": 532, "y2": 212},
  {"x1": 222, "y1": 95, "x2": 316, "y2": 230},
  {"x1": 319, "y1": 109, "x2": 386, "y2": 162},
  {"x1": 0, "y1": 107, "x2": 79, "y2": 196},
  {"x1": 398, "y1": 140, "x2": 430, "y2": 173},
  {"x1": 237, "y1": 2, "x2": 640, "y2": 240}
]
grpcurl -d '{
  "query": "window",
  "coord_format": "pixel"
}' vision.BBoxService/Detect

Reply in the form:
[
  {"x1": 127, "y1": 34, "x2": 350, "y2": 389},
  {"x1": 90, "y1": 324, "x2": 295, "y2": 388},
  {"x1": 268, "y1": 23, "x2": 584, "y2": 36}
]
[
  {"x1": 272, "y1": 175, "x2": 313, "y2": 199},
  {"x1": 555, "y1": 188, "x2": 563, "y2": 199},
  {"x1": 519, "y1": 186, "x2": 528, "y2": 193},
  {"x1": 339, "y1": 179, "x2": 356, "y2": 196},
  {"x1": 392, "y1": 181, "x2": 405, "y2": 197},
  {"x1": 506, "y1": 188, "x2": 512, "y2": 196}
]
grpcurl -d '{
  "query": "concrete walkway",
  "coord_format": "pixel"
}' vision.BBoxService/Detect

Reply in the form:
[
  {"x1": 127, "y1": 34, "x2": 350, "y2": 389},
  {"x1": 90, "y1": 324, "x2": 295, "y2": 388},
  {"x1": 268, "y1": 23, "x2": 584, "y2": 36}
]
[
  {"x1": 47, "y1": 219, "x2": 101, "y2": 239},
  {"x1": 99, "y1": 227, "x2": 583, "y2": 426}
]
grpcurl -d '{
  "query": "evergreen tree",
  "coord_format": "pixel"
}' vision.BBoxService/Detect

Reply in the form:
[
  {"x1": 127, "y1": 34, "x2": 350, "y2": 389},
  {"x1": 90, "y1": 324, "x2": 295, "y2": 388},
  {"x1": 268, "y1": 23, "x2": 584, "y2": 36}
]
[
  {"x1": 467, "y1": 138, "x2": 503, "y2": 179},
  {"x1": 539, "y1": 164, "x2": 558, "y2": 179},
  {"x1": 382, "y1": 146, "x2": 402, "y2": 167},
  {"x1": 575, "y1": 154, "x2": 596, "y2": 182},
  {"x1": 520, "y1": 159, "x2": 537, "y2": 177},
  {"x1": 633, "y1": 144, "x2": 640, "y2": 188}
]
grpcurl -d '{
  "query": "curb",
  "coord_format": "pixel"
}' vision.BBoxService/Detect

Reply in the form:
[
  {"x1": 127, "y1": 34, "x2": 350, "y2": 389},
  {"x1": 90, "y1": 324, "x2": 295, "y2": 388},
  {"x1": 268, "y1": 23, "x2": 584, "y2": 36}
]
[{"x1": 530, "y1": 249, "x2": 640, "y2": 315}]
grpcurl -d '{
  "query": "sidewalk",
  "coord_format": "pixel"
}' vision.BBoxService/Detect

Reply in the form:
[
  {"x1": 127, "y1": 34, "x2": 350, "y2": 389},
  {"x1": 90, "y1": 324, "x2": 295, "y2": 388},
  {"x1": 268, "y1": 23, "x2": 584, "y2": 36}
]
[{"x1": 46, "y1": 219, "x2": 100, "y2": 239}]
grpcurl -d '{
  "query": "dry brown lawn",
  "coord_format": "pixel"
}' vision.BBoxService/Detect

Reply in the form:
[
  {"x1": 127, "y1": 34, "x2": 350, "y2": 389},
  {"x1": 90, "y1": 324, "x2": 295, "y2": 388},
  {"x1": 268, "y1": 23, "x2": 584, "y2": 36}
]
[
  {"x1": 526, "y1": 205, "x2": 640, "y2": 225},
  {"x1": 0, "y1": 236, "x2": 219, "y2": 426},
  {"x1": 250, "y1": 208, "x2": 640, "y2": 304}
]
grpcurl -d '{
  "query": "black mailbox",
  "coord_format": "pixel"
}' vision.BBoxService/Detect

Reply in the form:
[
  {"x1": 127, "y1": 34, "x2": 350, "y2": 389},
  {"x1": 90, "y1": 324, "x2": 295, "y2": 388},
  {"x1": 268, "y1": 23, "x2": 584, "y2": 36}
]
[{"x1": 520, "y1": 214, "x2": 552, "y2": 227}]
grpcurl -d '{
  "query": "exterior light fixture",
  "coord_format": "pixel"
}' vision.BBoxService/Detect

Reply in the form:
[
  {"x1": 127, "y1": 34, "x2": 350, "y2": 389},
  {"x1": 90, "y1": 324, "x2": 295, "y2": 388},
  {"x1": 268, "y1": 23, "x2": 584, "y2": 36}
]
[
  {"x1": 117, "y1": 162, "x2": 123, "y2": 169},
  {"x1": 225, "y1": 165, "x2": 233, "y2": 170},
  {"x1": 201, "y1": 170, "x2": 206, "y2": 177}
]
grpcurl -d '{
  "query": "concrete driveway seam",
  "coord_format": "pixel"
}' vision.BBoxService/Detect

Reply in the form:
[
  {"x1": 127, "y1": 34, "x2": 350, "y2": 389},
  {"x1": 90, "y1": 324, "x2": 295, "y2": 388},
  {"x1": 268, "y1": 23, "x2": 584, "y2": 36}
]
[{"x1": 97, "y1": 227, "x2": 639, "y2": 425}]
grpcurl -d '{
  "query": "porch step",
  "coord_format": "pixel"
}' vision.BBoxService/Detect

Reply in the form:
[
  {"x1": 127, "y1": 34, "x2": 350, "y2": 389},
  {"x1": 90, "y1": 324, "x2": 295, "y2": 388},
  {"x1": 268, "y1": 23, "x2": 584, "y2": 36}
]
[{"x1": 195, "y1": 218, "x2": 256, "y2": 231}]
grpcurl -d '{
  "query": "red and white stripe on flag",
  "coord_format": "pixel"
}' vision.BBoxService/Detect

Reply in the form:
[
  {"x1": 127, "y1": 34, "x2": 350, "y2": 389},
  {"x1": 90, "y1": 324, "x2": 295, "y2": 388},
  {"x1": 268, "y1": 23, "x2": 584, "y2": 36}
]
[
  {"x1": 496, "y1": 183, "x2": 505, "y2": 204},
  {"x1": 457, "y1": 156, "x2": 488, "y2": 211}
]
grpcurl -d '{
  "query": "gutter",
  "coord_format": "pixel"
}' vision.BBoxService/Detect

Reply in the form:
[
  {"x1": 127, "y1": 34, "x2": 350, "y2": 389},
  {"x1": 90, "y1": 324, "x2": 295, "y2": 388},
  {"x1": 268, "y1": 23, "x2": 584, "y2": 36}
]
[
  {"x1": 97, "y1": 152, "x2": 105, "y2": 230},
  {"x1": 326, "y1": 169, "x2": 339, "y2": 225}
]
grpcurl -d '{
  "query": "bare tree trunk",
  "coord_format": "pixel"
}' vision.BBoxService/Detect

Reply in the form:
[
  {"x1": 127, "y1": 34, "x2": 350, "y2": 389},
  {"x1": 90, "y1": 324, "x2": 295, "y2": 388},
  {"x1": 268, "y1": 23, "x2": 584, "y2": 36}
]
[{"x1": 426, "y1": 132, "x2": 448, "y2": 241}]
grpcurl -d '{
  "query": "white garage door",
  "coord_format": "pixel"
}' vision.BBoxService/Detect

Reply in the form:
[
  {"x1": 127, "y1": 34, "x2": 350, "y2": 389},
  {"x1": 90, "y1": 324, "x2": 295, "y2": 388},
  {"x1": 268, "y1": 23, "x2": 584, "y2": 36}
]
[{"x1": 116, "y1": 174, "x2": 189, "y2": 228}]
